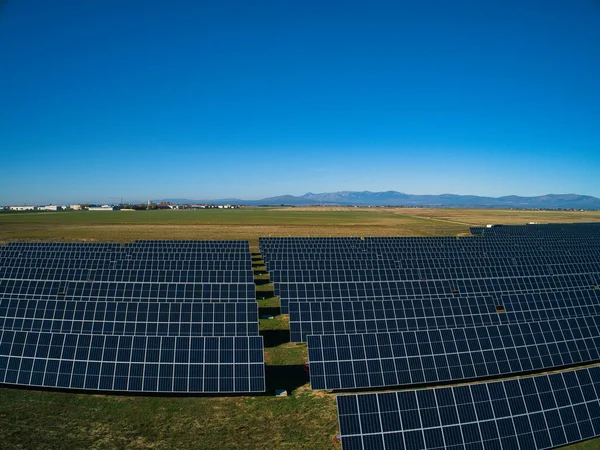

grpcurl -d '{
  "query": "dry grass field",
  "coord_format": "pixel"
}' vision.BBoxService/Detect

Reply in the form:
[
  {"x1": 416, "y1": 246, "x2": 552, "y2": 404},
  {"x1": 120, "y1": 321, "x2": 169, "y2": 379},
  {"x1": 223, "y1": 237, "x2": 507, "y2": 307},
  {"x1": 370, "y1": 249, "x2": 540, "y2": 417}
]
[
  {"x1": 2, "y1": 207, "x2": 599, "y2": 246},
  {"x1": 0, "y1": 207, "x2": 599, "y2": 449}
]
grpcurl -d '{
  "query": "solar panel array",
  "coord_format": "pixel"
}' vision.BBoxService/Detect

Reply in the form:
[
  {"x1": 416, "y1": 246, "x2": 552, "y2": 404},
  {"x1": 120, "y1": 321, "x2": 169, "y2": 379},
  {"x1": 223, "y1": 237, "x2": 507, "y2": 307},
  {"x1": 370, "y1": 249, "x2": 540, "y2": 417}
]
[
  {"x1": 308, "y1": 316, "x2": 600, "y2": 390},
  {"x1": 262, "y1": 223, "x2": 600, "y2": 449},
  {"x1": 290, "y1": 290, "x2": 600, "y2": 342},
  {"x1": 0, "y1": 240, "x2": 265, "y2": 393},
  {"x1": 337, "y1": 365, "x2": 600, "y2": 450}
]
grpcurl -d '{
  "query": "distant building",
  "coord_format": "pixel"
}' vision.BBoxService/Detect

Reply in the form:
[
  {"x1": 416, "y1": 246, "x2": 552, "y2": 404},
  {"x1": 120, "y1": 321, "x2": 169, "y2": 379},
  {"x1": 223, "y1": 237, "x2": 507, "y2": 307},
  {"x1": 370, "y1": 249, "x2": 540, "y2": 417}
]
[
  {"x1": 9, "y1": 206, "x2": 38, "y2": 211},
  {"x1": 40, "y1": 205, "x2": 62, "y2": 211},
  {"x1": 70, "y1": 204, "x2": 82, "y2": 210},
  {"x1": 88, "y1": 205, "x2": 118, "y2": 211}
]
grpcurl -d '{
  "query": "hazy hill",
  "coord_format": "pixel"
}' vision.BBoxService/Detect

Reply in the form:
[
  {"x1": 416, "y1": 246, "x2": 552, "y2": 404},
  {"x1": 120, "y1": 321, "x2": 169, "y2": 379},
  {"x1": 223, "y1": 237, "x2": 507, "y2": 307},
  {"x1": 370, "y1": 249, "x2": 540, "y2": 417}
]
[{"x1": 157, "y1": 192, "x2": 600, "y2": 209}]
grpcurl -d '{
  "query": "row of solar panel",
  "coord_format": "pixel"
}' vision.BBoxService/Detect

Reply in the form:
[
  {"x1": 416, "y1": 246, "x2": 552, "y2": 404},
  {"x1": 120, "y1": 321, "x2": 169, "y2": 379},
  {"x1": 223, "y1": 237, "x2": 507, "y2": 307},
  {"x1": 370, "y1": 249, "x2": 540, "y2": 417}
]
[
  {"x1": 477, "y1": 231, "x2": 600, "y2": 238},
  {"x1": 1, "y1": 249, "x2": 252, "y2": 255},
  {"x1": 263, "y1": 250, "x2": 600, "y2": 261},
  {"x1": 0, "y1": 268, "x2": 254, "y2": 283},
  {"x1": 269, "y1": 263, "x2": 600, "y2": 282},
  {"x1": 264, "y1": 254, "x2": 600, "y2": 270},
  {"x1": 6, "y1": 243, "x2": 121, "y2": 248},
  {"x1": 9, "y1": 254, "x2": 599, "y2": 272},
  {"x1": 0, "y1": 299, "x2": 259, "y2": 336},
  {"x1": 7, "y1": 240, "x2": 249, "y2": 247},
  {"x1": 263, "y1": 242, "x2": 599, "y2": 250},
  {"x1": 4, "y1": 244, "x2": 250, "y2": 250},
  {"x1": 0, "y1": 331, "x2": 265, "y2": 393},
  {"x1": 261, "y1": 245, "x2": 600, "y2": 254},
  {"x1": 308, "y1": 315, "x2": 600, "y2": 390},
  {"x1": 2, "y1": 245, "x2": 251, "y2": 251},
  {"x1": 471, "y1": 232, "x2": 600, "y2": 240},
  {"x1": 0, "y1": 259, "x2": 253, "y2": 270},
  {"x1": 260, "y1": 234, "x2": 600, "y2": 244},
  {"x1": 261, "y1": 240, "x2": 600, "y2": 250},
  {"x1": 261, "y1": 240, "x2": 600, "y2": 248},
  {"x1": 393, "y1": 254, "x2": 600, "y2": 268},
  {"x1": 0, "y1": 252, "x2": 252, "y2": 261},
  {"x1": 289, "y1": 289, "x2": 600, "y2": 341},
  {"x1": 260, "y1": 237, "x2": 600, "y2": 247},
  {"x1": 128, "y1": 240, "x2": 250, "y2": 245},
  {"x1": 336, "y1": 365, "x2": 600, "y2": 450},
  {"x1": 0, "y1": 281, "x2": 256, "y2": 302},
  {"x1": 262, "y1": 247, "x2": 600, "y2": 257},
  {"x1": 277, "y1": 274, "x2": 600, "y2": 312}
]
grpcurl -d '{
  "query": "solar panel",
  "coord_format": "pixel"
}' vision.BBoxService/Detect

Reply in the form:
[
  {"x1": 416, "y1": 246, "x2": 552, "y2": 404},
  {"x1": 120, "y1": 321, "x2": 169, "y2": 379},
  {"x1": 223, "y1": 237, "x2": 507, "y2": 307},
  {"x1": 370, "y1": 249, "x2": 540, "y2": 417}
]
[
  {"x1": 0, "y1": 281, "x2": 256, "y2": 302},
  {"x1": 0, "y1": 240, "x2": 262, "y2": 395},
  {"x1": 265, "y1": 260, "x2": 397, "y2": 271},
  {"x1": 0, "y1": 258, "x2": 252, "y2": 271},
  {"x1": 0, "y1": 267, "x2": 254, "y2": 283},
  {"x1": 0, "y1": 299, "x2": 259, "y2": 336},
  {"x1": 308, "y1": 316, "x2": 600, "y2": 390},
  {"x1": 289, "y1": 289, "x2": 600, "y2": 342},
  {"x1": 337, "y1": 365, "x2": 600, "y2": 450},
  {"x1": 0, "y1": 331, "x2": 265, "y2": 393},
  {"x1": 395, "y1": 254, "x2": 600, "y2": 269},
  {"x1": 277, "y1": 274, "x2": 600, "y2": 313},
  {"x1": 268, "y1": 264, "x2": 600, "y2": 285}
]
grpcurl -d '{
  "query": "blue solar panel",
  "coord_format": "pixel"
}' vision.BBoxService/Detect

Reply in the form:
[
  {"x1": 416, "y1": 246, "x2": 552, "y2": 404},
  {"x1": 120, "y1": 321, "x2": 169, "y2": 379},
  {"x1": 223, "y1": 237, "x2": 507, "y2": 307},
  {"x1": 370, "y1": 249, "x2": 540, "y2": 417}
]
[
  {"x1": 0, "y1": 299, "x2": 259, "y2": 336},
  {"x1": 0, "y1": 240, "x2": 263, "y2": 394},
  {"x1": 0, "y1": 331, "x2": 265, "y2": 393},
  {"x1": 0, "y1": 280, "x2": 256, "y2": 302},
  {"x1": 289, "y1": 289, "x2": 600, "y2": 342},
  {"x1": 277, "y1": 273, "x2": 600, "y2": 313},
  {"x1": 308, "y1": 315, "x2": 600, "y2": 390},
  {"x1": 337, "y1": 365, "x2": 600, "y2": 450}
]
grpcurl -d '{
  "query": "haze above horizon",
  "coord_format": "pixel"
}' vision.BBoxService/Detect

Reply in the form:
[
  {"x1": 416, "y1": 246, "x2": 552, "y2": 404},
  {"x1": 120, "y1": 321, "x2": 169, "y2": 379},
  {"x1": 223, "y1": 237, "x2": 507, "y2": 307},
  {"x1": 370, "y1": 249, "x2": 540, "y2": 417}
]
[{"x1": 1, "y1": 0, "x2": 599, "y2": 205}]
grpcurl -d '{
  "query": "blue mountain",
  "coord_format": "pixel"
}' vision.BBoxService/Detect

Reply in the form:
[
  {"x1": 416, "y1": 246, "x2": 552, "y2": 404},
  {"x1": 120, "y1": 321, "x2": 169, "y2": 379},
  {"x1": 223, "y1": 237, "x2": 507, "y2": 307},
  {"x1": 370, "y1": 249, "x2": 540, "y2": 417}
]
[{"x1": 158, "y1": 191, "x2": 600, "y2": 209}]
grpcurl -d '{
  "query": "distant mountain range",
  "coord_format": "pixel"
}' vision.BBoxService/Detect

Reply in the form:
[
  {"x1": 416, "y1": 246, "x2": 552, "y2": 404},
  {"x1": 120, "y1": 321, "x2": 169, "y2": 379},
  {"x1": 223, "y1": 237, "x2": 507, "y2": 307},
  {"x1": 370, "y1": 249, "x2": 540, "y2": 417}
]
[{"x1": 156, "y1": 191, "x2": 600, "y2": 209}]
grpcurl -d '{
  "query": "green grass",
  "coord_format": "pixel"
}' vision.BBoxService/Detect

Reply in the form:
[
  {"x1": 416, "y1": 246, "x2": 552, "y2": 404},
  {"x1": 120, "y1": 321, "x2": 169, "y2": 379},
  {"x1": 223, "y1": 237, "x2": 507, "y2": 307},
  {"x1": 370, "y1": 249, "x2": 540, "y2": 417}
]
[
  {"x1": 0, "y1": 208, "x2": 467, "y2": 244},
  {"x1": 254, "y1": 273, "x2": 270, "y2": 282},
  {"x1": 257, "y1": 296, "x2": 280, "y2": 309},
  {"x1": 0, "y1": 386, "x2": 338, "y2": 450},
  {"x1": 0, "y1": 208, "x2": 401, "y2": 226},
  {"x1": 260, "y1": 316, "x2": 288, "y2": 331}
]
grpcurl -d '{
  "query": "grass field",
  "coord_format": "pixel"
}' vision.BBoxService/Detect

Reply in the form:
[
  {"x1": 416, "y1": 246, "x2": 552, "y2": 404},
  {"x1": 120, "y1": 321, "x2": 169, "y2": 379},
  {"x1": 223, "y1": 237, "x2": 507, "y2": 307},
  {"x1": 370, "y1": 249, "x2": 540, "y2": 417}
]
[
  {"x1": 1, "y1": 207, "x2": 600, "y2": 449},
  {"x1": 2, "y1": 207, "x2": 600, "y2": 245}
]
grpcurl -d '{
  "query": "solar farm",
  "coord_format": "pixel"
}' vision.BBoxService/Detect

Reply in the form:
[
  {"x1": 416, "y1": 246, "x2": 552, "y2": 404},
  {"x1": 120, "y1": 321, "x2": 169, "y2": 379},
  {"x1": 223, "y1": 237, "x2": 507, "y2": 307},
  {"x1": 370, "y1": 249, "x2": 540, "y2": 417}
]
[{"x1": 1, "y1": 209, "x2": 600, "y2": 449}]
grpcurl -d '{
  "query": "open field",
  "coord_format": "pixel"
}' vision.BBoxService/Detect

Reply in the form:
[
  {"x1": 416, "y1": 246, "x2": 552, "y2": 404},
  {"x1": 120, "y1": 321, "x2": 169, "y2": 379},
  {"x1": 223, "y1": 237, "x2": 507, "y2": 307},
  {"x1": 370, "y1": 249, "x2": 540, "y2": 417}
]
[
  {"x1": 2, "y1": 207, "x2": 600, "y2": 245},
  {"x1": 1, "y1": 207, "x2": 600, "y2": 449}
]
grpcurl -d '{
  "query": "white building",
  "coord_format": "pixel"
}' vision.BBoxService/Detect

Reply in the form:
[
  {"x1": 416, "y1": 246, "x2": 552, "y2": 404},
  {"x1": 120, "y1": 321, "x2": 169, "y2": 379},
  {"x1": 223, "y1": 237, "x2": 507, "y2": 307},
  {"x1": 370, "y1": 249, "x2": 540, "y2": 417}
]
[
  {"x1": 40, "y1": 205, "x2": 62, "y2": 211},
  {"x1": 88, "y1": 205, "x2": 117, "y2": 211},
  {"x1": 9, "y1": 206, "x2": 38, "y2": 211},
  {"x1": 70, "y1": 204, "x2": 82, "y2": 210}
]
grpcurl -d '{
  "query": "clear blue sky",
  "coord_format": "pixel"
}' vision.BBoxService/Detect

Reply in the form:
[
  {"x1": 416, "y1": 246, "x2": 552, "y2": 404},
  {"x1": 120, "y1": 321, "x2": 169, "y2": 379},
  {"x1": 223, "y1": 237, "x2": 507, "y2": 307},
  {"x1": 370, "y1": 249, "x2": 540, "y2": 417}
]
[{"x1": 1, "y1": 0, "x2": 599, "y2": 204}]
